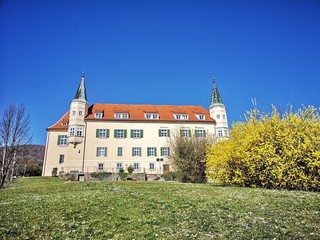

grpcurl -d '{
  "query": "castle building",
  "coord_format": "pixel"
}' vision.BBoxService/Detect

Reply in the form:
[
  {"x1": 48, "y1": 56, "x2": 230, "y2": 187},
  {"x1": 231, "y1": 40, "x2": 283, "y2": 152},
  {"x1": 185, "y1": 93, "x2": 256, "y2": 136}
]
[{"x1": 42, "y1": 73, "x2": 229, "y2": 176}]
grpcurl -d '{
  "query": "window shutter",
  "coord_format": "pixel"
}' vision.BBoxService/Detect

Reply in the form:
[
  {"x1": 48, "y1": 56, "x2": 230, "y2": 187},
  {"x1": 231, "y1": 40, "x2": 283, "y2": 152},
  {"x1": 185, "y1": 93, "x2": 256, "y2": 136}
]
[
  {"x1": 155, "y1": 148, "x2": 157, "y2": 156},
  {"x1": 141, "y1": 130, "x2": 143, "y2": 138},
  {"x1": 167, "y1": 130, "x2": 170, "y2": 137},
  {"x1": 204, "y1": 130, "x2": 207, "y2": 137},
  {"x1": 139, "y1": 147, "x2": 142, "y2": 156},
  {"x1": 96, "y1": 129, "x2": 99, "y2": 138},
  {"x1": 160, "y1": 147, "x2": 163, "y2": 156},
  {"x1": 180, "y1": 130, "x2": 183, "y2": 137},
  {"x1": 104, "y1": 147, "x2": 107, "y2": 156},
  {"x1": 57, "y1": 135, "x2": 61, "y2": 145},
  {"x1": 194, "y1": 130, "x2": 198, "y2": 137},
  {"x1": 147, "y1": 147, "x2": 150, "y2": 156},
  {"x1": 132, "y1": 148, "x2": 134, "y2": 156},
  {"x1": 106, "y1": 129, "x2": 110, "y2": 138},
  {"x1": 188, "y1": 130, "x2": 191, "y2": 137},
  {"x1": 96, "y1": 148, "x2": 99, "y2": 157},
  {"x1": 124, "y1": 130, "x2": 127, "y2": 138},
  {"x1": 131, "y1": 130, "x2": 134, "y2": 138},
  {"x1": 114, "y1": 129, "x2": 117, "y2": 138},
  {"x1": 158, "y1": 129, "x2": 161, "y2": 137}
]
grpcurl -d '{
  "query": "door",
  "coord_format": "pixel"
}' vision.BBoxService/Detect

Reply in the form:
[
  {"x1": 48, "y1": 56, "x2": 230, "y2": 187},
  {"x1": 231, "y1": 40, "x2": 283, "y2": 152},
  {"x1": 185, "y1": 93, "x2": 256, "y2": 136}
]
[{"x1": 163, "y1": 164, "x2": 170, "y2": 174}]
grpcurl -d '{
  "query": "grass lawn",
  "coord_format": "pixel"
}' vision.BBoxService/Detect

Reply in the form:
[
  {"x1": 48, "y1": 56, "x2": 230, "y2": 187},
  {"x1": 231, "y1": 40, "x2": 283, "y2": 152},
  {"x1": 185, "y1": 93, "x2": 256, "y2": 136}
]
[{"x1": 0, "y1": 177, "x2": 319, "y2": 239}]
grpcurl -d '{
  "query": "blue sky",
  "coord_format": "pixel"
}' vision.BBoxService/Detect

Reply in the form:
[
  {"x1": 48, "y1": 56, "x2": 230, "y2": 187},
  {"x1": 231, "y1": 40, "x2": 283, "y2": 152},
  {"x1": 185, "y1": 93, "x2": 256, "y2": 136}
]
[{"x1": 1, "y1": 0, "x2": 319, "y2": 145}]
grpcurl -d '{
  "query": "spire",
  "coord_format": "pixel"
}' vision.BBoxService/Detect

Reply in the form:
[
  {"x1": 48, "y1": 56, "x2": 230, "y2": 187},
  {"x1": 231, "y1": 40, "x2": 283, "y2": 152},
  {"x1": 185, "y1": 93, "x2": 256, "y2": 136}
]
[
  {"x1": 209, "y1": 75, "x2": 224, "y2": 108},
  {"x1": 72, "y1": 72, "x2": 88, "y2": 103}
]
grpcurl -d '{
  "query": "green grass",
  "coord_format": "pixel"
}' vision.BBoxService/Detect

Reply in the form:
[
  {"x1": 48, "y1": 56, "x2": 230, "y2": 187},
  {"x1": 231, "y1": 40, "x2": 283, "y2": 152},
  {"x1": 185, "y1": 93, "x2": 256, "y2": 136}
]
[{"x1": 1, "y1": 177, "x2": 319, "y2": 239}]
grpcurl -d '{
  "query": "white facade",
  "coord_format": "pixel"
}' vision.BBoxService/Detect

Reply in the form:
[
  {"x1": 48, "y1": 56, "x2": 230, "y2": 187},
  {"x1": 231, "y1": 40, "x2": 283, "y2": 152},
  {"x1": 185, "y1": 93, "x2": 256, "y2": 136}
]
[{"x1": 42, "y1": 74, "x2": 229, "y2": 176}]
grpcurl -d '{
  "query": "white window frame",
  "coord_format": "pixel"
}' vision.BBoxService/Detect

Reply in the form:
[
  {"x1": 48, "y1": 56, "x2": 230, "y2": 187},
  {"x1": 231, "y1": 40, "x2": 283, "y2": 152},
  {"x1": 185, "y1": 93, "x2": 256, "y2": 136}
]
[
  {"x1": 160, "y1": 129, "x2": 169, "y2": 137},
  {"x1": 94, "y1": 112, "x2": 103, "y2": 119},
  {"x1": 117, "y1": 147, "x2": 123, "y2": 157},
  {"x1": 99, "y1": 129, "x2": 107, "y2": 138},
  {"x1": 97, "y1": 147, "x2": 107, "y2": 157},
  {"x1": 116, "y1": 129, "x2": 125, "y2": 138},
  {"x1": 217, "y1": 114, "x2": 220, "y2": 119},
  {"x1": 196, "y1": 129, "x2": 204, "y2": 137},
  {"x1": 148, "y1": 147, "x2": 156, "y2": 156},
  {"x1": 132, "y1": 129, "x2": 141, "y2": 138},
  {"x1": 133, "y1": 163, "x2": 139, "y2": 170},
  {"x1": 69, "y1": 127, "x2": 75, "y2": 136},
  {"x1": 58, "y1": 135, "x2": 67, "y2": 146},
  {"x1": 79, "y1": 111, "x2": 83, "y2": 116},
  {"x1": 114, "y1": 113, "x2": 129, "y2": 119},
  {"x1": 132, "y1": 147, "x2": 141, "y2": 157},
  {"x1": 116, "y1": 163, "x2": 123, "y2": 170},
  {"x1": 196, "y1": 114, "x2": 205, "y2": 120},
  {"x1": 218, "y1": 130, "x2": 223, "y2": 137},
  {"x1": 76, "y1": 127, "x2": 83, "y2": 136},
  {"x1": 145, "y1": 113, "x2": 159, "y2": 119},
  {"x1": 174, "y1": 114, "x2": 189, "y2": 120},
  {"x1": 161, "y1": 147, "x2": 169, "y2": 156},
  {"x1": 182, "y1": 129, "x2": 190, "y2": 137},
  {"x1": 149, "y1": 163, "x2": 155, "y2": 171},
  {"x1": 98, "y1": 163, "x2": 104, "y2": 171},
  {"x1": 59, "y1": 154, "x2": 64, "y2": 164},
  {"x1": 224, "y1": 129, "x2": 229, "y2": 137}
]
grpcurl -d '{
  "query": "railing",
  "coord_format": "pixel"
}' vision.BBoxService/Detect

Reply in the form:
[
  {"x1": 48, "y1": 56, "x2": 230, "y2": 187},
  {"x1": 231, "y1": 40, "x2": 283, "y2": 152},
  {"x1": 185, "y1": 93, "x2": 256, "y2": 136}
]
[{"x1": 60, "y1": 166, "x2": 164, "y2": 175}]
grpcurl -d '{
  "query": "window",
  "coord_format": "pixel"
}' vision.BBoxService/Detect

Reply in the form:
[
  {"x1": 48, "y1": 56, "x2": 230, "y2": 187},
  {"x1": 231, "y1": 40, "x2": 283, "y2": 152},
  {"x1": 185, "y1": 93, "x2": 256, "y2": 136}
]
[
  {"x1": 218, "y1": 130, "x2": 223, "y2": 137},
  {"x1": 195, "y1": 129, "x2": 206, "y2": 137},
  {"x1": 223, "y1": 114, "x2": 226, "y2": 119},
  {"x1": 116, "y1": 163, "x2": 123, "y2": 170},
  {"x1": 72, "y1": 111, "x2": 76, "y2": 116},
  {"x1": 133, "y1": 163, "x2": 139, "y2": 170},
  {"x1": 224, "y1": 129, "x2": 229, "y2": 137},
  {"x1": 114, "y1": 113, "x2": 129, "y2": 119},
  {"x1": 114, "y1": 129, "x2": 127, "y2": 138},
  {"x1": 159, "y1": 129, "x2": 170, "y2": 137},
  {"x1": 79, "y1": 111, "x2": 83, "y2": 116},
  {"x1": 61, "y1": 122, "x2": 68, "y2": 126},
  {"x1": 132, "y1": 147, "x2": 141, "y2": 156},
  {"x1": 94, "y1": 112, "x2": 103, "y2": 119},
  {"x1": 59, "y1": 154, "x2": 64, "y2": 164},
  {"x1": 96, "y1": 129, "x2": 109, "y2": 138},
  {"x1": 145, "y1": 113, "x2": 159, "y2": 119},
  {"x1": 96, "y1": 147, "x2": 107, "y2": 157},
  {"x1": 181, "y1": 129, "x2": 191, "y2": 137},
  {"x1": 174, "y1": 114, "x2": 189, "y2": 120},
  {"x1": 117, "y1": 147, "x2": 123, "y2": 157},
  {"x1": 161, "y1": 147, "x2": 170, "y2": 156},
  {"x1": 147, "y1": 147, "x2": 157, "y2": 156},
  {"x1": 196, "y1": 114, "x2": 205, "y2": 120},
  {"x1": 57, "y1": 135, "x2": 67, "y2": 146},
  {"x1": 149, "y1": 163, "x2": 155, "y2": 171},
  {"x1": 98, "y1": 163, "x2": 104, "y2": 171},
  {"x1": 76, "y1": 127, "x2": 83, "y2": 136},
  {"x1": 217, "y1": 114, "x2": 220, "y2": 119},
  {"x1": 69, "y1": 127, "x2": 75, "y2": 136},
  {"x1": 131, "y1": 129, "x2": 143, "y2": 138}
]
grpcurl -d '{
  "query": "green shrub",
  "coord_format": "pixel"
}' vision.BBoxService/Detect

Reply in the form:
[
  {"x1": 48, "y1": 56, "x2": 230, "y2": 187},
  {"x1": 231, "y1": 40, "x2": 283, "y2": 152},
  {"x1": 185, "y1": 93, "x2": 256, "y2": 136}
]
[
  {"x1": 162, "y1": 172, "x2": 177, "y2": 181},
  {"x1": 90, "y1": 172, "x2": 112, "y2": 180},
  {"x1": 51, "y1": 168, "x2": 58, "y2": 177},
  {"x1": 127, "y1": 165, "x2": 134, "y2": 174}
]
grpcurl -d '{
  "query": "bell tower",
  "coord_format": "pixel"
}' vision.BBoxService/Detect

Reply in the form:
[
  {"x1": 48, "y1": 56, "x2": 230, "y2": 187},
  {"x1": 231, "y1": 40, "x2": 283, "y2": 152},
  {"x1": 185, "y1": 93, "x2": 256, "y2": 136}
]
[
  {"x1": 68, "y1": 72, "x2": 88, "y2": 147},
  {"x1": 209, "y1": 76, "x2": 229, "y2": 138}
]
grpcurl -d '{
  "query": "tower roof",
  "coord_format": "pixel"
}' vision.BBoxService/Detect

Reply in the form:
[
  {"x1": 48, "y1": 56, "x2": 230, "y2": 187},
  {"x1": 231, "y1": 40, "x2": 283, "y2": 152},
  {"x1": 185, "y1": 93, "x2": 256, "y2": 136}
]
[
  {"x1": 209, "y1": 76, "x2": 224, "y2": 108},
  {"x1": 73, "y1": 72, "x2": 88, "y2": 103}
]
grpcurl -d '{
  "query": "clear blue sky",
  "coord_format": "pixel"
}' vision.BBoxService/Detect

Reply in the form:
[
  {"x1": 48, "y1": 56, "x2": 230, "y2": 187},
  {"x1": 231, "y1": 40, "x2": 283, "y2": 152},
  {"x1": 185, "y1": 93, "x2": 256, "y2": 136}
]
[{"x1": 1, "y1": 0, "x2": 319, "y2": 145}]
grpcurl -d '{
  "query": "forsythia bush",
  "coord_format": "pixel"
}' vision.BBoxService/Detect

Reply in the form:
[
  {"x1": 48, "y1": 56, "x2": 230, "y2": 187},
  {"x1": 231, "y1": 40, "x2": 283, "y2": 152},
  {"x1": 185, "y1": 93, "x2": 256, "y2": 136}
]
[{"x1": 206, "y1": 105, "x2": 320, "y2": 191}]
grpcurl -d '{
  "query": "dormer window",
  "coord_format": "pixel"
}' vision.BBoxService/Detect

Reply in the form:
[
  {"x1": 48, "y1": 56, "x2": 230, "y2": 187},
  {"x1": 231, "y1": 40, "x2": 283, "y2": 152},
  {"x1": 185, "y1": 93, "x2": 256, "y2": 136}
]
[
  {"x1": 174, "y1": 114, "x2": 189, "y2": 120},
  {"x1": 196, "y1": 114, "x2": 205, "y2": 120},
  {"x1": 61, "y1": 122, "x2": 68, "y2": 126},
  {"x1": 145, "y1": 113, "x2": 159, "y2": 119},
  {"x1": 114, "y1": 113, "x2": 129, "y2": 119},
  {"x1": 94, "y1": 112, "x2": 103, "y2": 119}
]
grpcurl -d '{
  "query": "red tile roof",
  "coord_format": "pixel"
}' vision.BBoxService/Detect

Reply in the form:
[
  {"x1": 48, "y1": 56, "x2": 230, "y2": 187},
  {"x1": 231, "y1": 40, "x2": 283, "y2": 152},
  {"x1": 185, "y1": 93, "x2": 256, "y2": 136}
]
[
  {"x1": 47, "y1": 111, "x2": 70, "y2": 131},
  {"x1": 86, "y1": 103, "x2": 214, "y2": 122},
  {"x1": 48, "y1": 104, "x2": 215, "y2": 130}
]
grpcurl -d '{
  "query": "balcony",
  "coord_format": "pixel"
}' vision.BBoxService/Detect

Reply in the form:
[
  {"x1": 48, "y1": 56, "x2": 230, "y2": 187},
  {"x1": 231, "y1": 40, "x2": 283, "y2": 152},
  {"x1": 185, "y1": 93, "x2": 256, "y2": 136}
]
[{"x1": 68, "y1": 135, "x2": 84, "y2": 144}]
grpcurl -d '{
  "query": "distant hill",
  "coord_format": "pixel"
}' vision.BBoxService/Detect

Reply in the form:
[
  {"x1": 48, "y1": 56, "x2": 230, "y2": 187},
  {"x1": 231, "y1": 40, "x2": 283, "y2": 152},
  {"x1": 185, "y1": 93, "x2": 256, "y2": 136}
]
[{"x1": 22, "y1": 145, "x2": 45, "y2": 165}]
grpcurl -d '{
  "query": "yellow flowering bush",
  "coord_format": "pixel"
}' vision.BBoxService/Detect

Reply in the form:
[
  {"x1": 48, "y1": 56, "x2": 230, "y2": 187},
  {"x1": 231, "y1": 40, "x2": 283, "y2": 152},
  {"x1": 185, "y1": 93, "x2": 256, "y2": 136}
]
[{"x1": 206, "y1": 105, "x2": 320, "y2": 191}]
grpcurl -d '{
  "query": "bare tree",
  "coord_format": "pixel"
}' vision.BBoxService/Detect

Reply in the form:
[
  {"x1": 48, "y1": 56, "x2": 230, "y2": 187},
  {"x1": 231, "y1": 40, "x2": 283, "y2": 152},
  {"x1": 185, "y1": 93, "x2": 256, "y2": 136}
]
[
  {"x1": 168, "y1": 128, "x2": 215, "y2": 183},
  {"x1": 0, "y1": 103, "x2": 32, "y2": 188}
]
